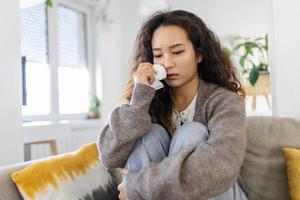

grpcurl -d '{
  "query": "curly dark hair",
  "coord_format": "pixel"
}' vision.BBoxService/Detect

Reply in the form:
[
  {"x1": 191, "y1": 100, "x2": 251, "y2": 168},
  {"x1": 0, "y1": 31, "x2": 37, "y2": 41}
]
[{"x1": 121, "y1": 10, "x2": 245, "y2": 134}]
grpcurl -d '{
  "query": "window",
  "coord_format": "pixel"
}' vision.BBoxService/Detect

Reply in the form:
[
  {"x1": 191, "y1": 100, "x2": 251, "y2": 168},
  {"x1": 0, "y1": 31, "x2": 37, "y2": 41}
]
[
  {"x1": 58, "y1": 6, "x2": 89, "y2": 114},
  {"x1": 21, "y1": 4, "x2": 50, "y2": 115},
  {"x1": 20, "y1": 1, "x2": 93, "y2": 120}
]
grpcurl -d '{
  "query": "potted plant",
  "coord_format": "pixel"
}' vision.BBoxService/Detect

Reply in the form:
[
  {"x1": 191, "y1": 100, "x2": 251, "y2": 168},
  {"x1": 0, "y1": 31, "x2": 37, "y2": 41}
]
[
  {"x1": 223, "y1": 34, "x2": 269, "y2": 86},
  {"x1": 88, "y1": 96, "x2": 101, "y2": 119},
  {"x1": 46, "y1": 0, "x2": 53, "y2": 7}
]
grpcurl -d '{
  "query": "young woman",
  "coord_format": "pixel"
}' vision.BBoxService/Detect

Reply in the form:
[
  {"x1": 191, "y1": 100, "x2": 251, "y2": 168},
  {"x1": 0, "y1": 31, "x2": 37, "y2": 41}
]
[{"x1": 98, "y1": 10, "x2": 248, "y2": 200}]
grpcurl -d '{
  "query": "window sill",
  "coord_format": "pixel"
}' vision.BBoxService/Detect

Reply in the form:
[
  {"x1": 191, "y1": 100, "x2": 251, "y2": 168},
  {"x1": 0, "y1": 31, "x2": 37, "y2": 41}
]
[
  {"x1": 68, "y1": 118, "x2": 103, "y2": 131},
  {"x1": 22, "y1": 118, "x2": 104, "y2": 143}
]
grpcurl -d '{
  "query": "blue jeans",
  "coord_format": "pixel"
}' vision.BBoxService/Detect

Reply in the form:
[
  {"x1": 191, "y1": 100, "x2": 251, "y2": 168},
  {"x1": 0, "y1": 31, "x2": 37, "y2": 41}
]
[{"x1": 125, "y1": 122, "x2": 248, "y2": 200}]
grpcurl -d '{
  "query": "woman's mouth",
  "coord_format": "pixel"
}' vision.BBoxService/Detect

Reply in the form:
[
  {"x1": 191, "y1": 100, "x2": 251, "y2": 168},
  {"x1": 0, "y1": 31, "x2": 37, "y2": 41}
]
[{"x1": 166, "y1": 73, "x2": 179, "y2": 80}]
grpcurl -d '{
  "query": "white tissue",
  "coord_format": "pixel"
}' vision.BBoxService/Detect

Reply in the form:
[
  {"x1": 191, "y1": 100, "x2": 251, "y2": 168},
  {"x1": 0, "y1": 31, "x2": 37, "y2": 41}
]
[{"x1": 152, "y1": 64, "x2": 167, "y2": 90}]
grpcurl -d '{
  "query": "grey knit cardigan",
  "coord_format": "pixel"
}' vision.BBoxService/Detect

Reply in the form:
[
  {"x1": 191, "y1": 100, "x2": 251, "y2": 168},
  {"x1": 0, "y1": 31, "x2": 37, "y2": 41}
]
[{"x1": 98, "y1": 79, "x2": 247, "y2": 200}]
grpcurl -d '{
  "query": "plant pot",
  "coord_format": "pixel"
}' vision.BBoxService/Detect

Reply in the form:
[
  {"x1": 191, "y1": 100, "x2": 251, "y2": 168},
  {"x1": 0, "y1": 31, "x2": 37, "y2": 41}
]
[
  {"x1": 244, "y1": 73, "x2": 271, "y2": 111},
  {"x1": 88, "y1": 112, "x2": 100, "y2": 119}
]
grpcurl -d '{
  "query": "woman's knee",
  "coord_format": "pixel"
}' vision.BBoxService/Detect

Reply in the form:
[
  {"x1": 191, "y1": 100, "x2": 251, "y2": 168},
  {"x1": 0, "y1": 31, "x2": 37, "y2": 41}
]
[
  {"x1": 173, "y1": 122, "x2": 209, "y2": 141},
  {"x1": 169, "y1": 122, "x2": 209, "y2": 155},
  {"x1": 145, "y1": 123, "x2": 171, "y2": 145},
  {"x1": 125, "y1": 123, "x2": 170, "y2": 171},
  {"x1": 133, "y1": 123, "x2": 170, "y2": 153}
]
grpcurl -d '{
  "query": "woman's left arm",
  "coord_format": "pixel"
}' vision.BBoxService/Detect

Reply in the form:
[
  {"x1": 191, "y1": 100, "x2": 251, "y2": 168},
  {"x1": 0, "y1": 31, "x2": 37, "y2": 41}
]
[{"x1": 123, "y1": 90, "x2": 247, "y2": 200}]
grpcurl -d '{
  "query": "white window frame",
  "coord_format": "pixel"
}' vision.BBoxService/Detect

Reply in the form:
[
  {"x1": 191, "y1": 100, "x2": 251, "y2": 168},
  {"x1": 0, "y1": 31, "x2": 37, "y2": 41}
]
[{"x1": 23, "y1": 0, "x2": 96, "y2": 121}]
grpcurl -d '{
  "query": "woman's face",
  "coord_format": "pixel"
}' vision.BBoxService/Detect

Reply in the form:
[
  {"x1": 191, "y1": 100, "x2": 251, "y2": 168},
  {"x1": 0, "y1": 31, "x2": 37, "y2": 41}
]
[{"x1": 151, "y1": 25, "x2": 201, "y2": 88}]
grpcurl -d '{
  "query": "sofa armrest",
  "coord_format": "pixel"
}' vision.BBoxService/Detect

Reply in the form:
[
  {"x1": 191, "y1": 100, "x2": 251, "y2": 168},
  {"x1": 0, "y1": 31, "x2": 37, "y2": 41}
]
[{"x1": 0, "y1": 161, "x2": 33, "y2": 200}]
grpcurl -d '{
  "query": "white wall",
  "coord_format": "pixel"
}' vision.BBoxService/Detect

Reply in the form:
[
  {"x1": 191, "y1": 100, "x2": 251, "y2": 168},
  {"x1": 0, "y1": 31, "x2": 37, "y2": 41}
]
[
  {"x1": 94, "y1": 0, "x2": 125, "y2": 120},
  {"x1": 0, "y1": 0, "x2": 23, "y2": 166},
  {"x1": 269, "y1": 0, "x2": 300, "y2": 117},
  {"x1": 168, "y1": 0, "x2": 269, "y2": 37}
]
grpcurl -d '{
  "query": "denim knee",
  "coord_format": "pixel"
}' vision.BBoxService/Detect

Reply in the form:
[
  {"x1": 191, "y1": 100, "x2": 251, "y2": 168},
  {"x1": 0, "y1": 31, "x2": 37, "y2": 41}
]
[
  {"x1": 125, "y1": 123, "x2": 171, "y2": 171},
  {"x1": 143, "y1": 123, "x2": 171, "y2": 148},
  {"x1": 169, "y1": 122, "x2": 209, "y2": 155}
]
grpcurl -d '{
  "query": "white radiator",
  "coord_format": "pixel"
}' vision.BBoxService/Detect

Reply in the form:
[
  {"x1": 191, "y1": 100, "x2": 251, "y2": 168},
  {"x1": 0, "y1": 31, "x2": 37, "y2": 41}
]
[{"x1": 30, "y1": 128, "x2": 100, "y2": 160}]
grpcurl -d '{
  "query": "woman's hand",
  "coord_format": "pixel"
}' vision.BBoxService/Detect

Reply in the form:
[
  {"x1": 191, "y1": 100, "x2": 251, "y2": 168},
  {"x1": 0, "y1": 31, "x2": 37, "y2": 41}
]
[
  {"x1": 118, "y1": 168, "x2": 129, "y2": 200},
  {"x1": 133, "y1": 62, "x2": 156, "y2": 86}
]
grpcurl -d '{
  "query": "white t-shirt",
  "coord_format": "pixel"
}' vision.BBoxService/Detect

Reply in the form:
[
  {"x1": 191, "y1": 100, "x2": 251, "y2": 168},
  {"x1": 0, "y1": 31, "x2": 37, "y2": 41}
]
[{"x1": 172, "y1": 91, "x2": 198, "y2": 129}]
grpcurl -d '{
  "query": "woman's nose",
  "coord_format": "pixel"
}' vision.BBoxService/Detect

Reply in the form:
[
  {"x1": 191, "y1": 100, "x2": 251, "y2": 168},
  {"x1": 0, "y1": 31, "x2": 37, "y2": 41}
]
[{"x1": 163, "y1": 55, "x2": 175, "y2": 69}]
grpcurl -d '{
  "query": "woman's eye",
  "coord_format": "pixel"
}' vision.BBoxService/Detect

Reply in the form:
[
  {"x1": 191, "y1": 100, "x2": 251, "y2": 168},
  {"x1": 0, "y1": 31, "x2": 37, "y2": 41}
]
[
  {"x1": 173, "y1": 51, "x2": 184, "y2": 55},
  {"x1": 154, "y1": 55, "x2": 162, "y2": 58}
]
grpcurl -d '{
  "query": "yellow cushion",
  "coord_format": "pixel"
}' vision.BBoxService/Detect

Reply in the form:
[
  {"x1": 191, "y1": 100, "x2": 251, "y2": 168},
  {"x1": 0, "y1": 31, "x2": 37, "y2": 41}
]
[
  {"x1": 282, "y1": 147, "x2": 300, "y2": 200},
  {"x1": 11, "y1": 143, "x2": 119, "y2": 200}
]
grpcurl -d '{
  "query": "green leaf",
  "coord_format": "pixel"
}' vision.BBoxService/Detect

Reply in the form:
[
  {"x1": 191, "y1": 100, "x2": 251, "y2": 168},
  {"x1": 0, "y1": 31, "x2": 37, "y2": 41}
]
[
  {"x1": 245, "y1": 42, "x2": 258, "y2": 55},
  {"x1": 265, "y1": 34, "x2": 268, "y2": 50},
  {"x1": 89, "y1": 96, "x2": 101, "y2": 112},
  {"x1": 249, "y1": 67, "x2": 260, "y2": 86},
  {"x1": 254, "y1": 37, "x2": 264, "y2": 42},
  {"x1": 46, "y1": 0, "x2": 53, "y2": 7},
  {"x1": 234, "y1": 42, "x2": 246, "y2": 50},
  {"x1": 239, "y1": 56, "x2": 245, "y2": 68}
]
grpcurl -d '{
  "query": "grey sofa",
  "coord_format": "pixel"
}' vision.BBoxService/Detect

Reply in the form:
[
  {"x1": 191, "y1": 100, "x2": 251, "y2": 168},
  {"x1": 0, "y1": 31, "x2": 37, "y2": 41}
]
[{"x1": 1, "y1": 116, "x2": 299, "y2": 200}]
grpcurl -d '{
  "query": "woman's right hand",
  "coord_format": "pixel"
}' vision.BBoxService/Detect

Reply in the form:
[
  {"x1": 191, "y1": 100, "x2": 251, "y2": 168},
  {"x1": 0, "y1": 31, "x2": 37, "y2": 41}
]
[{"x1": 133, "y1": 62, "x2": 156, "y2": 86}]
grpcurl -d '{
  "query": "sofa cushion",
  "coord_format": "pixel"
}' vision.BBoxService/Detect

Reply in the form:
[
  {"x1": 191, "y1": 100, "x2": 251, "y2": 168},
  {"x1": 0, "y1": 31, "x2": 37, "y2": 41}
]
[
  {"x1": 10, "y1": 143, "x2": 120, "y2": 200},
  {"x1": 240, "y1": 117, "x2": 300, "y2": 200},
  {"x1": 282, "y1": 147, "x2": 300, "y2": 200}
]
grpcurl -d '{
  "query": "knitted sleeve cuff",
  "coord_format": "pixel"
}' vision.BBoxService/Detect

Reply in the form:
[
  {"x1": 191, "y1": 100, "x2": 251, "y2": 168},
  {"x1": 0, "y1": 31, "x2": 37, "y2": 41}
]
[
  {"x1": 124, "y1": 171, "x2": 142, "y2": 200},
  {"x1": 130, "y1": 83, "x2": 156, "y2": 107}
]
